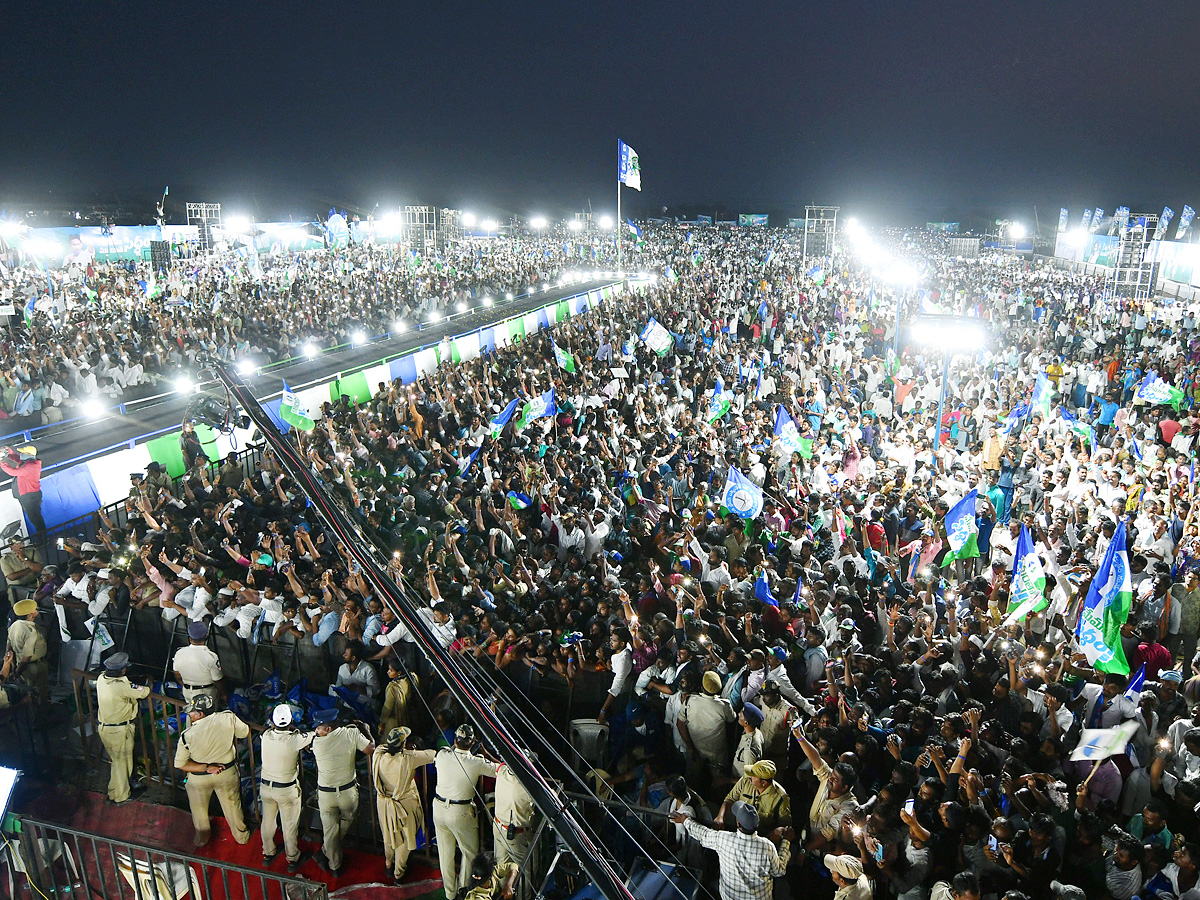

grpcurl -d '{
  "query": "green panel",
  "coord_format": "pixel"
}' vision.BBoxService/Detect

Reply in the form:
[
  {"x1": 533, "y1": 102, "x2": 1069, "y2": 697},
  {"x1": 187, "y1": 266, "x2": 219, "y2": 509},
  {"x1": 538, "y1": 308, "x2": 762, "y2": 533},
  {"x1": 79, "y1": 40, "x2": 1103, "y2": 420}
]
[
  {"x1": 509, "y1": 318, "x2": 525, "y2": 342},
  {"x1": 451, "y1": 341, "x2": 462, "y2": 364},
  {"x1": 331, "y1": 371, "x2": 372, "y2": 405},
  {"x1": 146, "y1": 424, "x2": 221, "y2": 478},
  {"x1": 556, "y1": 301, "x2": 570, "y2": 321}
]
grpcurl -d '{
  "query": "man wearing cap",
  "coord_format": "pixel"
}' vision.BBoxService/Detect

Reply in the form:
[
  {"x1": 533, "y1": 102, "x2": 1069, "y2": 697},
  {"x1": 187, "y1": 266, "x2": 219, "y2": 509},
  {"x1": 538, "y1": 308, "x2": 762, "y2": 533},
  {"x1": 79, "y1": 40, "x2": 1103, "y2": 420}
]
[
  {"x1": 0, "y1": 445, "x2": 43, "y2": 535},
  {"x1": 718, "y1": 760, "x2": 792, "y2": 837},
  {"x1": 173, "y1": 621, "x2": 223, "y2": 705},
  {"x1": 824, "y1": 853, "x2": 872, "y2": 899},
  {"x1": 173, "y1": 693, "x2": 251, "y2": 847},
  {"x1": 373, "y1": 726, "x2": 437, "y2": 883},
  {"x1": 670, "y1": 800, "x2": 792, "y2": 900},
  {"x1": 1, "y1": 537, "x2": 42, "y2": 606},
  {"x1": 7, "y1": 598, "x2": 47, "y2": 701},
  {"x1": 677, "y1": 670, "x2": 736, "y2": 779},
  {"x1": 259, "y1": 704, "x2": 314, "y2": 872},
  {"x1": 433, "y1": 723, "x2": 499, "y2": 898},
  {"x1": 96, "y1": 652, "x2": 150, "y2": 803},
  {"x1": 311, "y1": 708, "x2": 375, "y2": 876},
  {"x1": 493, "y1": 756, "x2": 537, "y2": 894}
]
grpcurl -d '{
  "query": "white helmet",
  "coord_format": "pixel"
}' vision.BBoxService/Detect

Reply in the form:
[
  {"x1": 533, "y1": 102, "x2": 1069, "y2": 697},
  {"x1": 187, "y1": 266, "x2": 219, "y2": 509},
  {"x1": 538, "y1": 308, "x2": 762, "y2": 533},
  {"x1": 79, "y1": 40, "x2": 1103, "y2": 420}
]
[{"x1": 271, "y1": 704, "x2": 293, "y2": 728}]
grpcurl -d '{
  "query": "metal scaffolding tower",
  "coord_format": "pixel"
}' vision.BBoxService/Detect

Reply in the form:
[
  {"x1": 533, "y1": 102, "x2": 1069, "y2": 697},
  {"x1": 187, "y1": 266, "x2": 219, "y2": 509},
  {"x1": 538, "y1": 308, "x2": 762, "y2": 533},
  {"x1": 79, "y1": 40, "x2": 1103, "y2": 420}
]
[
  {"x1": 440, "y1": 208, "x2": 463, "y2": 247},
  {"x1": 1106, "y1": 213, "x2": 1158, "y2": 300},
  {"x1": 802, "y1": 205, "x2": 840, "y2": 267},
  {"x1": 403, "y1": 206, "x2": 438, "y2": 255},
  {"x1": 185, "y1": 202, "x2": 222, "y2": 254}
]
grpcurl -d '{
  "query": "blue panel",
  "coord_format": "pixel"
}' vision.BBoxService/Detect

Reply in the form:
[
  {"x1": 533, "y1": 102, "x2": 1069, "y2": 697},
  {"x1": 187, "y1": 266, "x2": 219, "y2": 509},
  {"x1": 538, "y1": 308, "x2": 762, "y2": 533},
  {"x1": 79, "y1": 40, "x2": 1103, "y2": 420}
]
[
  {"x1": 537, "y1": 308, "x2": 551, "y2": 331},
  {"x1": 40, "y1": 465, "x2": 102, "y2": 530},
  {"x1": 390, "y1": 356, "x2": 419, "y2": 384},
  {"x1": 478, "y1": 328, "x2": 496, "y2": 354}
]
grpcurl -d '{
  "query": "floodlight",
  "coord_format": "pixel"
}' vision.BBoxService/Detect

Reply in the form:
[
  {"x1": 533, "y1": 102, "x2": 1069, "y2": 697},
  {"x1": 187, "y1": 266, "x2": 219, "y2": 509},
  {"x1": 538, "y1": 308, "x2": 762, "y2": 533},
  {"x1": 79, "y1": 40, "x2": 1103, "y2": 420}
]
[
  {"x1": 567, "y1": 220, "x2": 584, "y2": 232},
  {"x1": 82, "y1": 399, "x2": 106, "y2": 419},
  {"x1": 461, "y1": 213, "x2": 477, "y2": 228},
  {"x1": 0, "y1": 766, "x2": 21, "y2": 821},
  {"x1": 598, "y1": 215, "x2": 614, "y2": 230},
  {"x1": 24, "y1": 238, "x2": 60, "y2": 257},
  {"x1": 884, "y1": 261, "x2": 919, "y2": 286},
  {"x1": 0, "y1": 220, "x2": 21, "y2": 237},
  {"x1": 224, "y1": 215, "x2": 251, "y2": 235},
  {"x1": 380, "y1": 213, "x2": 403, "y2": 232},
  {"x1": 1009, "y1": 223, "x2": 1027, "y2": 240},
  {"x1": 174, "y1": 375, "x2": 195, "y2": 394},
  {"x1": 456, "y1": 301, "x2": 468, "y2": 313},
  {"x1": 236, "y1": 359, "x2": 256, "y2": 376},
  {"x1": 302, "y1": 342, "x2": 318, "y2": 359},
  {"x1": 481, "y1": 219, "x2": 498, "y2": 233},
  {"x1": 394, "y1": 320, "x2": 407, "y2": 333},
  {"x1": 484, "y1": 297, "x2": 494, "y2": 306},
  {"x1": 351, "y1": 330, "x2": 367, "y2": 346},
  {"x1": 1067, "y1": 228, "x2": 1087, "y2": 248},
  {"x1": 428, "y1": 312, "x2": 443, "y2": 323},
  {"x1": 504, "y1": 292, "x2": 513, "y2": 301},
  {"x1": 529, "y1": 216, "x2": 548, "y2": 230},
  {"x1": 525, "y1": 286, "x2": 535, "y2": 295}
]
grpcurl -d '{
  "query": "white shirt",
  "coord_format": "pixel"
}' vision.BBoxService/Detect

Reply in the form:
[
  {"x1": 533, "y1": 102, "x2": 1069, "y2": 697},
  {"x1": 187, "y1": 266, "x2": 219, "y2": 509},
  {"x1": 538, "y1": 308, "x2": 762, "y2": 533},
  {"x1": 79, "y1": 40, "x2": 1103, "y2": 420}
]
[{"x1": 608, "y1": 645, "x2": 634, "y2": 698}]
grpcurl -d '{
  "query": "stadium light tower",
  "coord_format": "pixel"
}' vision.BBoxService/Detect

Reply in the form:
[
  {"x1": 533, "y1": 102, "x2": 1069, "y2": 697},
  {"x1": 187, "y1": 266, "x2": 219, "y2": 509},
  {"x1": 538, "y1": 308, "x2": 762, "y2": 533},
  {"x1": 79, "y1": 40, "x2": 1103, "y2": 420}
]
[
  {"x1": 910, "y1": 315, "x2": 987, "y2": 452},
  {"x1": 529, "y1": 216, "x2": 548, "y2": 230}
]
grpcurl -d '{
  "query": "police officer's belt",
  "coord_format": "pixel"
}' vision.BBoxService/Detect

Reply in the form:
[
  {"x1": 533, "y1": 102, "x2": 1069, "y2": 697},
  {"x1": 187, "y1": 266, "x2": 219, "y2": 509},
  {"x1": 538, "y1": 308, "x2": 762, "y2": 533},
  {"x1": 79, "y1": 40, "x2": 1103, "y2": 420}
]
[
  {"x1": 318, "y1": 780, "x2": 357, "y2": 792},
  {"x1": 183, "y1": 683, "x2": 212, "y2": 690},
  {"x1": 100, "y1": 718, "x2": 137, "y2": 727},
  {"x1": 435, "y1": 795, "x2": 474, "y2": 805},
  {"x1": 260, "y1": 779, "x2": 297, "y2": 788}
]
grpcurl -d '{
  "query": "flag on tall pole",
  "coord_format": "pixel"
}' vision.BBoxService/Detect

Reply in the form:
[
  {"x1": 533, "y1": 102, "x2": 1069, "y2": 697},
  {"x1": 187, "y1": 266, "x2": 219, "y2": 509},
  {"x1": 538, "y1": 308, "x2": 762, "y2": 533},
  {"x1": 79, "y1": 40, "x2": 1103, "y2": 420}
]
[
  {"x1": 1002, "y1": 526, "x2": 1047, "y2": 625},
  {"x1": 1154, "y1": 207, "x2": 1175, "y2": 241},
  {"x1": 1089, "y1": 208, "x2": 1105, "y2": 233},
  {"x1": 1178, "y1": 205, "x2": 1196, "y2": 241},
  {"x1": 489, "y1": 398, "x2": 520, "y2": 440},
  {"x1": 1076, "y1": 519, "x2": 1133, "y2": 675},
  {"x1": 941, "y1": 490, "x2": 980, "y2": 566},
  {"x1": 1057, "y1": 208, "x2": 1069, "y2": 232}
]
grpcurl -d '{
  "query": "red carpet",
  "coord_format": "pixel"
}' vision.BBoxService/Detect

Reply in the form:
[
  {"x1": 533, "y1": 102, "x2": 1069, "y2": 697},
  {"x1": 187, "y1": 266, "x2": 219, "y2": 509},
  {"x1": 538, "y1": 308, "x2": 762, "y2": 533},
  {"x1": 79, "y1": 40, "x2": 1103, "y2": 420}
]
[{"x1": 24, "y1": 789, "x2": 442, "y2": 900}]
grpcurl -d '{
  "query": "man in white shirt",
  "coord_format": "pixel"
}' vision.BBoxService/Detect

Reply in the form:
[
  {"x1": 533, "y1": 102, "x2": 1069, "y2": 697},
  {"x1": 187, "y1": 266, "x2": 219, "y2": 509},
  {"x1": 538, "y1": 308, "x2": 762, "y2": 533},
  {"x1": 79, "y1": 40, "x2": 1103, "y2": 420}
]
[
  {"x1": 373, "y1": 601, "x2": 456, "y2": 656},
  {"x1": 597, "y1": 627, "x2": 633, "y2": 725}
]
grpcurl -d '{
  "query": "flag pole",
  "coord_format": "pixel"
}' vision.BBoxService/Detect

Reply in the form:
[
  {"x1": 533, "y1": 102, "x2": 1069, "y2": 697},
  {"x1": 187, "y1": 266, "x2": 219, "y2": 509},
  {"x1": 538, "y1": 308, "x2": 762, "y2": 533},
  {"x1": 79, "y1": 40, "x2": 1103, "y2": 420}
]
[{"x1": 617, "y1": 177, "x2": 622, "y2": 275}]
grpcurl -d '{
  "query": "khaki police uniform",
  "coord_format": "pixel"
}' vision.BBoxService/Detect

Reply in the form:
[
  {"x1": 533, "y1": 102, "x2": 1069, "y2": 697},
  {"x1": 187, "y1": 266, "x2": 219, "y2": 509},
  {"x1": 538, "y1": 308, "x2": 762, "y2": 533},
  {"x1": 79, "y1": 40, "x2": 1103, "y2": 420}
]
[
  {"x1": 493, "y1": 763, "x2": 537, "y2": 898},
  {"x1": 259, "y1": 728, "x2": 314, "y2": 863},
  {"x1": 312, "y1": 725, "x2": 373, "y2": 871},
  {"x1": 463, "y1": 862, "x2": 519, "y2": 900},
  {"x1": 174, "y1": 710, "x2": 251, "y2": 843},
  {"x1": 173, "y1": 644, "x2": 223, "y2": 704},
  {"x1": 379, "y1": 673, "x2": 419, "y2": 738},
  {"x1": 7, "y1": 617, "x2": 47, "y2": 700},
  {"x1": 433, "y1": 746, "x2": 498, "y2": 896},
  {"x1": 723, "y1": 775, "x2": 792, "y2": 836},
  {"x1": 373, "y1": 746, "x2": 437, "y2": 880},
  {"x1": 96, "y1": 672, "x2": 150, "y2": 801}
]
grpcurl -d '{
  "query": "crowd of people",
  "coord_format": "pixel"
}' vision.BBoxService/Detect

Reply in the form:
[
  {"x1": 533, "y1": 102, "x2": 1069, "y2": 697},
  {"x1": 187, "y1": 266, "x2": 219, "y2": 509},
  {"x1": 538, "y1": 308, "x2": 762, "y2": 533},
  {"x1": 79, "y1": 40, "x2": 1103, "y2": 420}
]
[
  {"x1": 10, "y1": 220, "x2": 1200, "y2": 900},
  {"x1": 0, "y1": 232, "x2": 610, "y2": 426}
]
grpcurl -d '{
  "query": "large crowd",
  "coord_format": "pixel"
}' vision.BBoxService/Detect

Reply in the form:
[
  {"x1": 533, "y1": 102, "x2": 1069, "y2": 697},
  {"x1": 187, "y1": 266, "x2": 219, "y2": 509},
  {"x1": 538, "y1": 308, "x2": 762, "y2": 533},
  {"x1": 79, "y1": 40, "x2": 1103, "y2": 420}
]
[
  {"x1": 0, "y1": 233, "x2": 611, "y2": 425},
  {"x1": 8, "y1": 221, "x2": 1200, "y2": 900}
]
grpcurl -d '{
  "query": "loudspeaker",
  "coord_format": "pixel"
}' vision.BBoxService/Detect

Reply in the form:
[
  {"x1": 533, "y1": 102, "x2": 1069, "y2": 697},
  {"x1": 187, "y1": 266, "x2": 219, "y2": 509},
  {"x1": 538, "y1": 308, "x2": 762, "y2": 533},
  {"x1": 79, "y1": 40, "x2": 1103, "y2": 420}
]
[{"x1": 149, "y1": 240, "x2": 170, "y2": 272}]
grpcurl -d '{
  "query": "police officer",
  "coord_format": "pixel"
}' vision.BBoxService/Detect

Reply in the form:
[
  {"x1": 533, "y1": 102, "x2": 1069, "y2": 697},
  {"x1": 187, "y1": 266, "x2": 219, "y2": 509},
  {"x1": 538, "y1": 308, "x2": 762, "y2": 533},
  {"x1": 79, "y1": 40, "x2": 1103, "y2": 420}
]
[
  {"x1": 173, "y1": 621, "x2": 223, "y2": 705},
  {"x1": 433, "y1": 724, "x2": 498, "y2": 898},
  {"x1": 311, "y1": 708, "x2": 374, "y2": 876},
  {"x1": 7, "y1": 598, "x2": 47, "y2": 701},
  {"x1": 493, "y1": 759, "x2": 537, "y2": 890},
  {"x1": 96, "y1": 652, "x2": 150, "y2": 803},
  {"x1": 461, "y1": 853, "x2": 519, "y2": 900},
  {"x1": 373, "y1": 726, "x2": 437, "y2": 883},
  {"x1": 259, "y1": 704, "x2": 313, "y2": 872},
  {"x1": 173, "y1": 693, "x2": 251, "y2": 847}
]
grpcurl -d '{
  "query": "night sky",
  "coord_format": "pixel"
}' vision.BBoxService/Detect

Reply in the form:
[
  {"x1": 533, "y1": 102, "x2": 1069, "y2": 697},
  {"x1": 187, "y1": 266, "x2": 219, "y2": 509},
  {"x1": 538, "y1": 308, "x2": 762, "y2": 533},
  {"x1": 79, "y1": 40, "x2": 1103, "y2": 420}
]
[{"x1": 4, "y1": 3, "x2": 1200, "y2": 226}]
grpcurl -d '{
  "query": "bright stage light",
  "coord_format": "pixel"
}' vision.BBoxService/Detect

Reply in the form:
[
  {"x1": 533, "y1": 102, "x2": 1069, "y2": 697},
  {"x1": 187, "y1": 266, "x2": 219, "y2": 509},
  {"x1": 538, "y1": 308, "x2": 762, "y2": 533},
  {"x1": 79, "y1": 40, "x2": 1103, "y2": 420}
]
[
  {"x1": 174, "y1": 375, "x2": 195, "y2": 394},
  {"x1": 351, "y1": 330, "x2": 367, "y2": 346},
  {"x1": 504, "y1": 292, "x2": 513, "y2": 301},
  {"x1": 236, "y1": 359, "x2": 256, "y2": 376},
  {"x1": 82, "y1": 399, "x2": 106, "y2": 419},
  {"x1": 1009, "y1": 223, "x2": 1027, "y2": 240},
  {"x1": 884, "y1": 261, "x2": 919, "y2": 286},
  {"x1": 461, "y1": 213, "x2": 477, "y2": 228},
  {"x1": 428, "y1": 312, "x2": 443, "y2": 323},
  {"x1": 481, "y1": 219, "x2": 498, "y2": 233},
  {"x1": 529, "y1": 216, "x2": 548, "y2": 230},
  {"x1": 484, "y1": 297, "x2": 494, "y2": 306},
  {"x1": 456, "y1": 302, "x2": 468, "y2": 313},
  {"x1": 380, "y1": 213, "x2": 403, "y2": 232},
  {"x1": 1067, "y1": 228, "x2": 1087, "y2": 248},
  {"x1": 24, "y1": 238, "x2": 60, "y2": 257},
  {"x1": 224, "y1": 215, "x2": 251, "y2": 235},
  {"x1": 598, "y1": 215, "x2": 614, "y2": 230},
  {"x1": 0, "y1": 220, "x2": 22, "y2": 237},
  {"x1": 302, "y1": 342, "x2": 318, "y2": 359},
  {"x1": 567, "y1": 220, "x2": 584, "y2": 232},
  {"x1": 394, "y1": 320, "x2": 407, "y2": 333}
]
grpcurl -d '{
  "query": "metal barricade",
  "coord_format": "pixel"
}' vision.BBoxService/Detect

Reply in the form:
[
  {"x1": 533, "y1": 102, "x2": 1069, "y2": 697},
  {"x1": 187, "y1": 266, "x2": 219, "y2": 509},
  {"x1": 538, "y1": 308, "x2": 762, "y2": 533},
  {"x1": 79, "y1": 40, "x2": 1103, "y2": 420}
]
[{"x1": 4, "y1": 815, "x2": 327, "y2": 900}]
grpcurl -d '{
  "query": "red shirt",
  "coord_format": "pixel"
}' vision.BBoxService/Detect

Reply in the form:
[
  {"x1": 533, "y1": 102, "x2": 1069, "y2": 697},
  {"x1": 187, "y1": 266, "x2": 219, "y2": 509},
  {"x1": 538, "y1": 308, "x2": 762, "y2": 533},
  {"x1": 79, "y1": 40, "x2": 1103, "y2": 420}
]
[{"x1": 0, "y1": 457, "x2": 40, "y2": 496}]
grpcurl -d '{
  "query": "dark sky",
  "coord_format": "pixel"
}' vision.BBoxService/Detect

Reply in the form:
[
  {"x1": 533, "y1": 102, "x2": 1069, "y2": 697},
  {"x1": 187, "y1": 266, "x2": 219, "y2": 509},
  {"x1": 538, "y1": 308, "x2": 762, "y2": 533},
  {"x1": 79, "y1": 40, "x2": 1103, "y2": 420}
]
[{"x1": 4, "y1": 3, "x2": 1200, "y2": 226}]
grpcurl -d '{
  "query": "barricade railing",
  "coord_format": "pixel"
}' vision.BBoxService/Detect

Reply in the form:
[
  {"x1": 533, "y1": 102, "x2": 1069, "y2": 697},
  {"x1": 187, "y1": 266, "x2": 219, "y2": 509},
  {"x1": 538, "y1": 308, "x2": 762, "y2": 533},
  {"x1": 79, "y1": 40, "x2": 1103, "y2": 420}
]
[{"x1": 4, "y1": 815, "x2": 328, "y2": 900}]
